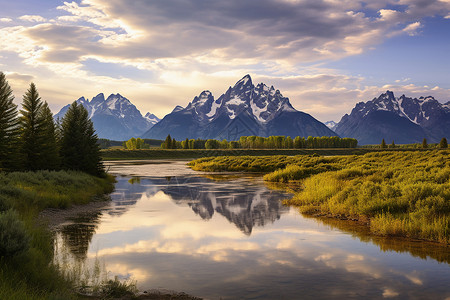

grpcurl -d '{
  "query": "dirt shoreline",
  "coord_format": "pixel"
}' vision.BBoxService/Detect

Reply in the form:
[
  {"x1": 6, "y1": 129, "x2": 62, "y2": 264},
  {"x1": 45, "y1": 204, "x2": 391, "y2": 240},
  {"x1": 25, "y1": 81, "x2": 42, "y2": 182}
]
[{"x1": 38, "y1": 196, "x2": 111, "y2": 230}]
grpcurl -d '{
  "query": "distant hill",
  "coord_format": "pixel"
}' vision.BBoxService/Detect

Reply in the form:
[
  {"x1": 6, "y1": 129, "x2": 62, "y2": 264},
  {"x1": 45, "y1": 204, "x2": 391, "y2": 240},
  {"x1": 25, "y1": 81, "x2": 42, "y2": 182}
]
[
  {"x1": 335, "y1": 91, "x2": 450, "y2": 144},
  {"x1": 142, "y1": 75, "x2": 336, "y2": 140},
  {"x1": 55, "y1": 93, "x2": 160, "y2": 141}
]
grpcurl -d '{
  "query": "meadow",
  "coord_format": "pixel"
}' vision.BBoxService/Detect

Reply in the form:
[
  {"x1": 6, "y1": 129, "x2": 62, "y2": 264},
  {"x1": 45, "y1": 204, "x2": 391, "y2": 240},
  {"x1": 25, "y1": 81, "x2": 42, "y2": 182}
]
[
  {"x1": 100, "y1": 148, "x2": 426, "y2": 160},
  {"x1": 0, "y1": 171, "x2": 115, "y2": 300},
  {"x1": 189, "y1": 150, "x2": 450, "y2": 244}
]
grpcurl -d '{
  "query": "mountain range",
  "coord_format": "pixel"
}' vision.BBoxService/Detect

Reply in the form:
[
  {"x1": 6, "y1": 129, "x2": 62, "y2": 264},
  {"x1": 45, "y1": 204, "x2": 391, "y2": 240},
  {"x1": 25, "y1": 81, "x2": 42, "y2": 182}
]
[
  {"x1": 142, "y1": 75, "x2": 336, "y2": 140},
  {"x1": 54, "y1": 76, "x2": 449, "y2": 144},
  {"x1": 334, "y1": 91, "x2": 450, "y2": 144},
  {"x1": 55, "y1": 93, "x2": 160, "y2": 141}
]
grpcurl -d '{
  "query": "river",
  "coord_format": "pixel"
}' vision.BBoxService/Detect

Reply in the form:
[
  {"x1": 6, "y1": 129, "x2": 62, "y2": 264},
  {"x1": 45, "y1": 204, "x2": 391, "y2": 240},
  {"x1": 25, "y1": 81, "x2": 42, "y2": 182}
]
[{"x1": 54, "y1": 160, "x2": 450, "y2": 299}]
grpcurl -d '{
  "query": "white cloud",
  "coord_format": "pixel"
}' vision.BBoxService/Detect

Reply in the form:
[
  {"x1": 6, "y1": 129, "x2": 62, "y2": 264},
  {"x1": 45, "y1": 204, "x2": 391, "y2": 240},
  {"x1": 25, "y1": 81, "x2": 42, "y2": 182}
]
[
  {"x1": 403, "y1": 21, "x2": 422, "y2": 36},
  {"x1": 0, "y1": 17, "x2": 13, "y2": 23},
  {"x1": 378, "y1": 9, "x2": 399, "y2": 21},
  {"x1": 0, "y1": 0, "x2": 449, "y2": 121},
  {"x1": 18, "y1": 15, "x2": 47, "y2": 23}
]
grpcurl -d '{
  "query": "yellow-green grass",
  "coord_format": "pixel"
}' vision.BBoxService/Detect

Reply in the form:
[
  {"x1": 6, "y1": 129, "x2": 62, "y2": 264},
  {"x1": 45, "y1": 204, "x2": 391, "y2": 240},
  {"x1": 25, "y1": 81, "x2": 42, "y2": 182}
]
[
  {"x1": 0, "y1": 170, "x2": 115, "y2": 299},
  {"x1": 101, "y1": 148, "x2": 415, "y2": 161},
  {"x1": 189, "y1": 150, "x2": 450, "y2": 244}
]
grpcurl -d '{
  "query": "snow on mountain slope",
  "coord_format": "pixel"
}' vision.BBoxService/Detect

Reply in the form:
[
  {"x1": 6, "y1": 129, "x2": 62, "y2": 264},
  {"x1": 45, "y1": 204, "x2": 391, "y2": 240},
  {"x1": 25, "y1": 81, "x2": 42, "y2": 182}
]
[
  {"x1": 142, "y1": 75, "x2": 336, "y2": 140},
  {"x1": 335, "y1": 91, "x2": 449, "y2": 144},
  {"x1": 55, "y1": 93, "x2": 159, "y2": 141}
]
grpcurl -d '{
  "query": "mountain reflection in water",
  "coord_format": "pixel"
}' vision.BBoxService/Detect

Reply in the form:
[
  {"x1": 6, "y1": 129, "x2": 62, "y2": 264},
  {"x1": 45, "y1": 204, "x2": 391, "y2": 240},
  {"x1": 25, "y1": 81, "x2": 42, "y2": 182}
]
[
  {"x1": 54, "y1": 160, "x2": 450, "y2": 300},
  {"x1": 110, "y1": 174, "x2": 290, "y2": 235}
]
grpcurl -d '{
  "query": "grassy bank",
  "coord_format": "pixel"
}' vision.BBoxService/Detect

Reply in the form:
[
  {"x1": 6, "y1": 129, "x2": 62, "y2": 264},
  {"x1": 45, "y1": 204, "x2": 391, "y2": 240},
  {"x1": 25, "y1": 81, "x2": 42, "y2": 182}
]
[
  {"x1": 101, "y1": 147, "x2": 428, "y2": 160},
  {"x1": 189, "y1": 150, "x2": 450, "y2": 244},
  {"x1": 0, "y1": 170, "x2": 115, "y2": 299}
]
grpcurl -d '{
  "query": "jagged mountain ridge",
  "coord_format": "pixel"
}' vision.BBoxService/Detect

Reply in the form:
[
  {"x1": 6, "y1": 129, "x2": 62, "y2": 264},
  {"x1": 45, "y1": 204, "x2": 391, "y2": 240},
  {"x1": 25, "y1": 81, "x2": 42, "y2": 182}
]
[
  {"x1": 335, "y1": 91, "x2": 450, "y2": 144},
  {"x1": 55, "y1": 93, "x2": 160, "y2": 141},
  {"x1": 143, "y1": 75, "x2": 337, "y2": 140}
]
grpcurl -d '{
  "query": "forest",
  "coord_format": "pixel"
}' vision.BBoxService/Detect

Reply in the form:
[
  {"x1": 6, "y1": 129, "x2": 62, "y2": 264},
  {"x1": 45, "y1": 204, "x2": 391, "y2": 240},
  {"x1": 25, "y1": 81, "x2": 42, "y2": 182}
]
[{"x1": 157, "y1": 134, "x2": 358, "y2": 149}]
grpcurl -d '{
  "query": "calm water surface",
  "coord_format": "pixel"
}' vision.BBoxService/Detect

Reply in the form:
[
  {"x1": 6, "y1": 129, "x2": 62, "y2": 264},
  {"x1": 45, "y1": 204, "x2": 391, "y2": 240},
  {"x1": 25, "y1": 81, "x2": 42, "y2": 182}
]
[{"x1": 56, "y1": 160, "x2": 450, "y2": 299}]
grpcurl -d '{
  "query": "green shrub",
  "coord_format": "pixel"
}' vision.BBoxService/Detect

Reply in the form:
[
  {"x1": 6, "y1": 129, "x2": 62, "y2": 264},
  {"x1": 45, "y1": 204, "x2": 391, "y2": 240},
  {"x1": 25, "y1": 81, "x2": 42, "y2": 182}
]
[{"x1": 0, "y1": 210, "x2": 30, "y2": 257}]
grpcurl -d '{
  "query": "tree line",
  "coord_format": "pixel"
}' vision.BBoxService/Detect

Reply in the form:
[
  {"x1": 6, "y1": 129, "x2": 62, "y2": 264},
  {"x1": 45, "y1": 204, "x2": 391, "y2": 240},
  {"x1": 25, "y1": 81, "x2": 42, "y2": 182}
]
[
  {"x1": 0, "y1": 72, "x2": 104, "y2": 176},
  {"x1": 379, "y1": 138, "x2": 448, "y2": 149},
  {"x1": 161, "y1": 134, "x2": 358, "y2": 149}
]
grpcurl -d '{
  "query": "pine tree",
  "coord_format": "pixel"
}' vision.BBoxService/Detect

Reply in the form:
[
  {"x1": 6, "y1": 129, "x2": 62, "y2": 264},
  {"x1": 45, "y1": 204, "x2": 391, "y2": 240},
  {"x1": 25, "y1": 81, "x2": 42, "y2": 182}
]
[
  {"x1": 390, "y1": 140, "x2": 395, "y2": 148},
  {"x1": 439, "y1": 137, "x2": 448, "y2": 149},
  {"x1": 164, "y1": 134, "x2": 172, "y2": 149},
  {"x1": 0, "y1": 72, "x2": 21, "y2": 171},
  {"x1": 38, "y1": 102, "x2": 60, "y2": 170},
  {"x1": 422, "y1": 138, "x2": 428, "y2": 149},
  {"x1": 20, "y1": 83, "x2": 45, "y2": 170},
  {"x1": 60, "y1": 102, "x2": 104, "y2": 176},
  {"x1": 381, "y1": 139, "x2": 387, "y2": 149}
]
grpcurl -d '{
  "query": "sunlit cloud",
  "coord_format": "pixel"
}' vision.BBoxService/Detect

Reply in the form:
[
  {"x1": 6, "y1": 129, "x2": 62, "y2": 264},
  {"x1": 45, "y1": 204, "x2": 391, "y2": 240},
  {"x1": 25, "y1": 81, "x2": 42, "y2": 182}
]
[
  {"x1": 18, "y1": 15, "x2": 47, "y2": 22},
  {"x1": 403, "y1": 21, "x2": 422, "y2": 36},
  {"x1": 383, "y1": 288, "x2": 400, "y2": 298},
  {"x1": 0, "y1": 0, "x2": 449, "y2": 121}
]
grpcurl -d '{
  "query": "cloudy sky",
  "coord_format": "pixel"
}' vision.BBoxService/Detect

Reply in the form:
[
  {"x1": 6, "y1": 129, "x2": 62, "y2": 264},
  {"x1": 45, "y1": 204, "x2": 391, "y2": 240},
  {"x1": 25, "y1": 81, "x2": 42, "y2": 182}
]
[{"x1": 1, "y1": 0, "x2": 449, "y2": 122}]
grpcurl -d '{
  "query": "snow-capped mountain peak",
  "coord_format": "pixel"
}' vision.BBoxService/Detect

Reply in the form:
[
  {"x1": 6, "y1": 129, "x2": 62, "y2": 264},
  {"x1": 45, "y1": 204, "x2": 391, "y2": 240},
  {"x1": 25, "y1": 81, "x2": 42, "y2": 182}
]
[
  {"x1": 55, "y1": 93, "x2": 160, "y2": 140},
  {"x1": 324, "y1": 121, "x2": 337, "y2": 130},
  {"x1": 234, "y1": 74, "x2": 253, "y2": 89},
  {"x1": 181, "y1": 74, "x2": 296, "y2": 123},
  {"x1": 144, "y1": 112, "x2": 161, "y2": 125},
  {"x1": 143, "y1": 75, "x2": 337, "y2": 140},
  {"x1": 335, "y1": 90, "x2": 449, "y2": 144}
]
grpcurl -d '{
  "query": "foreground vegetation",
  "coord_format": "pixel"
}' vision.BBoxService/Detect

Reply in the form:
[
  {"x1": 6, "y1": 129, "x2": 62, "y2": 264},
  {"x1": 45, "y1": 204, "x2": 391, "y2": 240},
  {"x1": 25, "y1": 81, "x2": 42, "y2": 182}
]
[
  {"x1": 189, "y1": 150, "x2": 450, "y2": 244},
  {"x1": 0, "y1": 170, "x2": 115, "y2": 299}
]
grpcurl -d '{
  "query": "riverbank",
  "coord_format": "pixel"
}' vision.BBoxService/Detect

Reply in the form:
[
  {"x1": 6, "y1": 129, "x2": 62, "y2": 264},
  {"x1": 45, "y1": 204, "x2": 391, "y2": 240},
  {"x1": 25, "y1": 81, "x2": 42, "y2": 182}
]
[
  {"x1": 101, "y1": 147, "x2": 430, "y2": 161},
  {"x1": 0, "y1": 170, "x2": 115, "y2": 300},
  {"x1": 189, "y1": 150, "x2": 450, "y2": 244}
]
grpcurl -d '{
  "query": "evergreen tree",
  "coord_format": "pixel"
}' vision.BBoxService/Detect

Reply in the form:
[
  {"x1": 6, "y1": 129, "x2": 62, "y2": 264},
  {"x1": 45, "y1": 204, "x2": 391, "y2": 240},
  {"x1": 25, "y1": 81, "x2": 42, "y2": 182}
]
[
  {"x1": 390, "y1": 140, "x2": 395, "y2": 148},
  {"x1": 0, "y1": 72, "x2": 21, "y2": 171},
  {"x1": 380, "y1": 139, "x2": 387, "y2": 149},
  {"x1": 163, "y1": 134, "x2": 172, "y2": 149},
  {"x1": 20, "y1": 83, "x2": 45, "y2": 170},
  {"x1": 60, "y1": 102, "x2": 104, "y2": 176},
  {"x1": 183, "y1": 138, "x2": 189, "y2": 149},
  {"x1": 38, "y1": 102, "x2": 60, "y2": 170},
  {"x1": 439, "y1": 137, "x2": 448, "y2": 149},
  {"x1": 422, "y1": 138, "x2": 428, "y2": 149}
]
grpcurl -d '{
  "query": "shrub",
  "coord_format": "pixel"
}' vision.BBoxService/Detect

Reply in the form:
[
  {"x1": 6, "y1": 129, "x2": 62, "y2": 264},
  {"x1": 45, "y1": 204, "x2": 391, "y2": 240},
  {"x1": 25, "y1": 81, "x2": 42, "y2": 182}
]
[{"x1": 0, "y1": 210, "x2": 30, "y2": 257}]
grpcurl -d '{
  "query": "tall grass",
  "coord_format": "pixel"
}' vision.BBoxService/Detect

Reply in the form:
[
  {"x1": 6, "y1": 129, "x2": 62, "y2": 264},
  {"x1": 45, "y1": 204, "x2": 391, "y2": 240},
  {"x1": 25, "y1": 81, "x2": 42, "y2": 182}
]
[
  {"x1": 102, "y1": 148, "x2": 392, "y2": 160},
  {"x1": 190, "y1": 150, "x2": 450, "y2": 244},
  {"x1": 0, "y1": 170, "x2": 115, "y2": 299}
]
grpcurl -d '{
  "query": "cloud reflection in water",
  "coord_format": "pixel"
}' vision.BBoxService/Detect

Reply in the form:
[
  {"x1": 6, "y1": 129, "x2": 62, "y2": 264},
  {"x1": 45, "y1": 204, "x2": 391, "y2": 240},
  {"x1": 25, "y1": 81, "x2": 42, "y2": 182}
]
[{"x1": 57, "y1": 161, "x2": 450, "y2": 299}]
